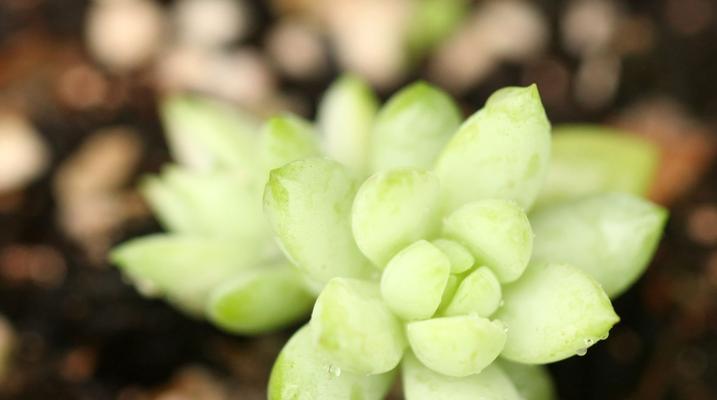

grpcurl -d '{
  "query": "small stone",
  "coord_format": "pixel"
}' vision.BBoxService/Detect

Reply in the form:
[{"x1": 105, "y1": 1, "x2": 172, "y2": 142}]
[
  {"x1": 59, "y1": 347, "x2": 97, "y2": 383},
  {"x1": 615, "y1": 99, "x2": 716, "y2": 205},
  {"x1": 266, "y1": 19, "x2": 327, "y2": 80},
  {"x1": 574, "y1": 54, "x2": 621, "y2": 110},
  {"x1": 86, "y1": 0, "x2": 167, "y2": 71},
  {"x1": 0, "y1": 245, "x2": 67, "y2": 288},
  {"x1": 54, "y1": 127, "x2": 145, "y2": 261},
  {"x1": 323, "y1": 0, "x2": 411, "y2": 88},
  {"x1": 154, "y1": 367, "x2": 228, "y2": 400},
  {"x1": 562, "y1": 0, "x2": 620, "y2": 56},
  {"x1": 687, "y1": 205, "x2": 717, "y2": 246},
  {"x1": 0, "y1": 112, "x2": 49, "y2": 193},
  {"x1": 429, "y1": 0, "x2": 548, "y2": 92},
  {"x1": 664, "y1": 0, "x2": 714, "y2": 36},
  {"x1": 173, "y1": 0, "x2": 251, "y2": 49},
  {"x1": 155, "y1": 47, "x2": 277, "y2": 111}
]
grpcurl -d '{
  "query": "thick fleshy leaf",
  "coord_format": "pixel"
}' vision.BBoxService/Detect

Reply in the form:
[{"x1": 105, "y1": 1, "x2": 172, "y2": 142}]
[
  {"x1": 161, "y1": 95, "x2": 260, "y2": 173},
  {"x1": 435, "y1": 85, "x2": 551, "y2": 212},
  {"x1": 381, "y1": 240, "x2": 451, "y2": 320},
  {"x1": 407, "y1": 315, "x2": 506, "y2": 377},
  {"x1": 318, "y1": 75, "x2": 379, "y2": 176},
  {"x1": 496, "y1": 262, "x2": 619, "y2": 364},
  {"x1": 402, "y1": 352, "x2": 521, "y2": 400},
  {"x1": 432, "y1": 239, "x2": 474, "y2": 274},
  {"x1": 259, "y1": 113, "x2": 320, "y2": 172},
  {"x1": 311, "y1": 278, "x2": 406, "y2": 375},
  {"x1": 145, "y1": 167, "x2": 273, "y2": 253},
  {"x1": 269, "y1": 325, "x2": 396, "y2": 400},
  {"x1": 207, "y1": 263, "x2": 314, "y2": 334},
  {"x1": 139, "y1": 174, "x2": 197, "y2": 233},
  {"x1": 442, "y1": 267, "x2": 501, "y2": 318},
  {"x1": 264, "y1": 158, "x2": 373, "y2": 290},
  {"x1": 352, "y1": 169, "x2": 441, "y2": 267},
  {"x1": 531, "y1": 193, "x2": 667, "y2": 297},
  {"x1": 535, "y1": 125, "x2": 659, "y2": 209},
  {"x1": 443, "y1": 199, "x2": 533, "y2": 283},
  {"x1": 110, "y1": 235, "x2": 261, "y2": 314},
  {"x1": 370, "y1": 82, "x2": 461, "y2": 172},
  {"x1": 497, "y1": 360, "x2": 556, "y2": 400}
]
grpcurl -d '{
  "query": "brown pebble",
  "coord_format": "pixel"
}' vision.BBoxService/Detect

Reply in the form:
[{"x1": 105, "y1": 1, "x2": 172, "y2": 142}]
[
  {"x1": 0, "y1": 245, "x2": 67, "y2": 288},
  {"x1": 55, "y1": 63, "x2": 109, "y2": 110},
  {"x1": 664, "y1": 0, "x2": 714, "y2": 36},
  {"x1": 54, "y1": 127, "x2": 146, "y2": 262},
  {"x1": 152, "y1": 367, "x2": 228, "y2": 400},
  {"x1": 687, "y1": 205, "x2": 717, "y2": 246},
  {"x1": 613, "y1": 99, "x2": 716, "y2": 205},
  {"x1": 59, "y1": 347, "x2": 97, "y2": 382}
]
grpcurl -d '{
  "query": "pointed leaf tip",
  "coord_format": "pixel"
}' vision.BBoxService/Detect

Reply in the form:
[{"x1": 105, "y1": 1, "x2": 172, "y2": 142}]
[
  {"x1": 436, "y1": 84, "x2": 551, "y2": 212},
  {"x1": 370, "y1": 81, "x2": 461, "y2": 172}
]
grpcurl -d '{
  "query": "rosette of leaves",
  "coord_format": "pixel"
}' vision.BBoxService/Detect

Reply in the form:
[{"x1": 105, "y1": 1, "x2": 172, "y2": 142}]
[
  {"x1": 108, "y1": 96, "x2": 327, "y2": 334},
  {"x1": 265, "y1": 82, "x2": 667, "y2": 399}
]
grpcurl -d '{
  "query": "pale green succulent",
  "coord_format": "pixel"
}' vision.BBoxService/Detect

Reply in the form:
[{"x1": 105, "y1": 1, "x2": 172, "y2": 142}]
[
  {"x1": 109, "y1": 76, "x2": 665, "y2": 399},
  {"x1": 110, "y1": 97, "x2": 320, "y2": 334},
  {"x1": 264, "y1": 81, "x2": 666, "y2": 399}
]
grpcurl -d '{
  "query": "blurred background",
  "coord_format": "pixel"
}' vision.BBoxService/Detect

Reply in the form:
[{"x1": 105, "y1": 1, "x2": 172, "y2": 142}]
[{"x1": 0, "y1": 0, "x2": 715, "y2": 399}]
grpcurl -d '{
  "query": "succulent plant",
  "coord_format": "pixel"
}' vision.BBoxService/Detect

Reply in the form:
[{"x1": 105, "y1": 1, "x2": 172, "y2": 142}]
[
  {"x1": 264, "y1": 80, "x2": 666, "y2": 399},
  {"x1": 109, "y1": 96, "x2": 321, "y2": 334},
  {"x1": 110, "y1": 75, "x2": 665, "y2": 399}
]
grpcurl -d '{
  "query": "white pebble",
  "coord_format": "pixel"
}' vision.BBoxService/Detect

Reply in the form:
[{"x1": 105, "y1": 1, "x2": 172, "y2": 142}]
[
  {"x1": 173, "y1": 0, "x2": 250, "y2": 49},
  {"x1": 0, "y1": 113, "x2": 49, "y2": 193},
  {"x1": 86, "y1": 0, "x2": 167, "y2": 71}
]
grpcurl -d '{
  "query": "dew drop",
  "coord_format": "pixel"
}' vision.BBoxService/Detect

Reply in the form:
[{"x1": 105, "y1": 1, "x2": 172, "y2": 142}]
[
  {"x1": 575, "y1": 347, "x2": 587, "y2": 356},
  {"x1": 328, "y1": 365, "x2": 342, "y2": 377},
  {"x1": 583, "y1": 338, "x2": 595, "y2": 347}
]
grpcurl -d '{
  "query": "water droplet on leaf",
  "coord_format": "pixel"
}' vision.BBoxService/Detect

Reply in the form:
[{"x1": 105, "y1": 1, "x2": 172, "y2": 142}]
[{"x1": 328, "y1": 365, "x2": 342, "y2": 377}]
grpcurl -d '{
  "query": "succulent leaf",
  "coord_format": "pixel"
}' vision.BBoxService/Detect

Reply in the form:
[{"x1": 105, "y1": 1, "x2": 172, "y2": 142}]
[
  {"x1": 161, "y1": 95, "x2": 260, "y2": 172},
  {"x1": 207, "y1": 263, "x2": 314, "y2": 334},
  {"x1": 531, "y1": 192, "x2": 667, "y2": 298},
  {"x1": 407, "y1": 315, "x2": 506, "y2": 377},
  {"x1": 443, "y1": 199, "x2": 533, "y2": 283},
  {"x1": 380, "y1": 240, "x2": 451, "y2": 320},
  {"x1": 311, "y1": 278, "x2": 406, "y2": 375},
  {"x1": 496, "y1": 262, "x2": 619, "y2": 364},
  {"x1": 435, "y1": 85, "x2": 551, "y2": 212},
  {"x1": 318, "y1": 75, "x2": 379, "y2": 176},
  {"x1": 402, "y1": 352, "x2": 521, "y2": 400},
  {"x1": 269, "y1": 325, "x2": 396, "y2": 400},
  {"x1": 432, "y1": 239, "x2": 474, "y2": 274},
  {"x1": 352, "y1": 168, "x2": 442, "y2": 267},
  {"x1": 536, "y1": 125, "x2": 659, "y2": 209},
  {"x1": 370, "y1": 82, "x2": 461, "y2": 172},
  {"x1": 260, "y1": 114, "x2": 321, "y2": 173},
  {"x1": 110, "y1": 234, "x2": 262, "y2": 314},
  {"x1": 497, "y1": 359, "x2": 556, "y2": 400},
  {"x1": 264, "y1": 158, "x2": 373, "y2": 289},
  {"x1": 442, "y1": 266, "x2": 502, "y2": 318}
]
